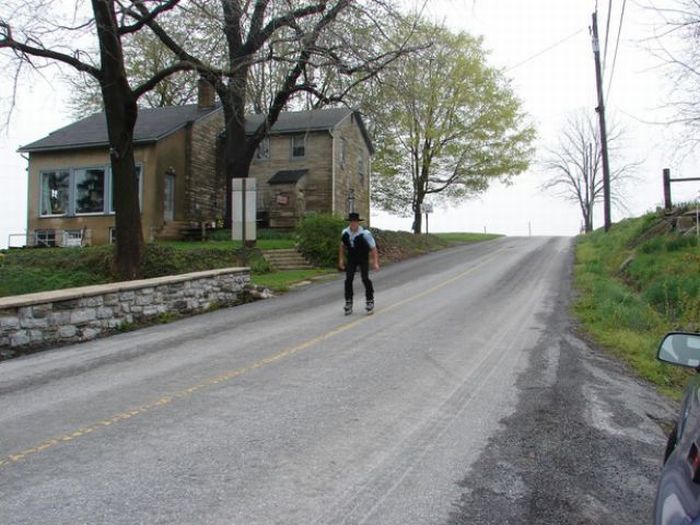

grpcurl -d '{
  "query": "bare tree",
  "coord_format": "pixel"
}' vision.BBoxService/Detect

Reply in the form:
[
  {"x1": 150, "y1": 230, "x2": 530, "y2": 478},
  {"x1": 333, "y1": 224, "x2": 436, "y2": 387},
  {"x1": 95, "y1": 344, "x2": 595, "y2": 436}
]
[
  {"x1": 643, "y1": 0, "x2": 700, "y2": 151},
  {"x1": 542, "y1": 109, "x2": 639, "y2": 233},
  {"x1": 0, "y1": 0, "x2": 193, "y2": 278}
]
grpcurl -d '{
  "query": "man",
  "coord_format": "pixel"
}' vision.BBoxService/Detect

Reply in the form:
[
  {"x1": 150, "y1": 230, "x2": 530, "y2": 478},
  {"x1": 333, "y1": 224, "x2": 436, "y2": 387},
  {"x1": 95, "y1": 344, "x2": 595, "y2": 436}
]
[{"x1": 338, "y1": 212, "x2": 380, "y2": 315}]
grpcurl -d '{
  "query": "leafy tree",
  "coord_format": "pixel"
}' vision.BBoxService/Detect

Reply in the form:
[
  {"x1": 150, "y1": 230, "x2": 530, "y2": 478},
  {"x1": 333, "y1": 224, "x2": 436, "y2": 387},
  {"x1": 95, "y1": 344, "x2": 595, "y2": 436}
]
[
  {"x1": 366, "y1": 22, "x2": 536, "y2": 234},
  {"x1": 141, "y1": 0, "x2": 414, "y2": 226},
  {"x1": 1, "y1": 0, "x2": 193, "y2": 278},
  {"x1": 541, "y1": 109, "x2": 639, "y2": 233}
]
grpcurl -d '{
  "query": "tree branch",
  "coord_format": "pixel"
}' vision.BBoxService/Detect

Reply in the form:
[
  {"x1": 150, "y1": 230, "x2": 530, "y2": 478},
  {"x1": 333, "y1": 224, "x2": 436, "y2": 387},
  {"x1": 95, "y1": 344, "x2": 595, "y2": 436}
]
[
  {"x1": 0, "y1": 20, "x2": 101, "y2": 78},
  {"x1": 119, "y1": 0, "x2": 182, "y2": 35}
]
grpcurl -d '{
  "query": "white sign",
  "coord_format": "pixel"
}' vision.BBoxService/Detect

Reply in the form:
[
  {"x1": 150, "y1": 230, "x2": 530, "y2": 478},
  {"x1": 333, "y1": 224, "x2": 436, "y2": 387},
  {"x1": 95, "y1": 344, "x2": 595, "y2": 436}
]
[
  {"x1": 420, "y1": 203, "x2": 433, "y2": 214},
  {"x1": 232, "y1": 178, "x2": 257, "y2": 241}
]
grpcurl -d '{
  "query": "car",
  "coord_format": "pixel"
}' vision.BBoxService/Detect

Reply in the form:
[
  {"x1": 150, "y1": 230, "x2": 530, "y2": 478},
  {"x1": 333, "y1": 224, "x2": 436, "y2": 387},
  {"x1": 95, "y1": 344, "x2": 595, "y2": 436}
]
[{"x1": 654, "y1": 332, "x2": 700, "y2": 525}]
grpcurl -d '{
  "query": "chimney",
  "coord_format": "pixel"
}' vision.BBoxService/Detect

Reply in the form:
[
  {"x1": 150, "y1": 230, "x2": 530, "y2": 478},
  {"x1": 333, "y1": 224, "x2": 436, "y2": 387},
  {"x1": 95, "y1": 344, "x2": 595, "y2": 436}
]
[{"x1": 197, "y1": 77, "x2": 215, "y2": 109}]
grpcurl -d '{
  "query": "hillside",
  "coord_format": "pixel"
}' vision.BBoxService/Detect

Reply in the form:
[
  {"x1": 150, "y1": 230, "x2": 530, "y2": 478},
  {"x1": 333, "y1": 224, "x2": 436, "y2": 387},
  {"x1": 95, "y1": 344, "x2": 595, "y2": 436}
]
[{"x1": 573, "y1": 205, "x2": 699, "y2": 397}]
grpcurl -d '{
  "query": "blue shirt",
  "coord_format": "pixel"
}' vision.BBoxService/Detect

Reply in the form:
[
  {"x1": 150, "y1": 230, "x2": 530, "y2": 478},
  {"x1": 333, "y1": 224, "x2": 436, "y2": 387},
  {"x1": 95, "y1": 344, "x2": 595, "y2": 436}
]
[{"x1": 341, "y1": 226, "x2": 376, "y2": 249}]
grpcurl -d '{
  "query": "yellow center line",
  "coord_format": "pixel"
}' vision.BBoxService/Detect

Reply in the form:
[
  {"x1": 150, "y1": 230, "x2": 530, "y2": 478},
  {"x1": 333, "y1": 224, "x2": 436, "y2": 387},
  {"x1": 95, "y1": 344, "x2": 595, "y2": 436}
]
[{"x1": 0, "y1": 248, "x2": 504, "y2": 470}]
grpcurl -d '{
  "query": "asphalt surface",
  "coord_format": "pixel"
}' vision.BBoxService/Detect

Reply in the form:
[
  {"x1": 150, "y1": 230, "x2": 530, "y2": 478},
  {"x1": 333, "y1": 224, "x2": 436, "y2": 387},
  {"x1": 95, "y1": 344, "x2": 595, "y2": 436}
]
[{"x1": 0, "y1": 237, "x2": 676, "y2": 524}]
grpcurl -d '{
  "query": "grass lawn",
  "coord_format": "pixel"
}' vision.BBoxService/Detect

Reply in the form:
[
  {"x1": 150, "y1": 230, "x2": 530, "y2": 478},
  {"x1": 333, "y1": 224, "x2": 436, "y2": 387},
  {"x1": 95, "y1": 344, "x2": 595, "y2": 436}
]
[
  {"x1": 434, "y1": 232, "x2": 503, "y2": 243},
  {"x1": 251, "y1": 268, "x2": 337, "y2": 293}
]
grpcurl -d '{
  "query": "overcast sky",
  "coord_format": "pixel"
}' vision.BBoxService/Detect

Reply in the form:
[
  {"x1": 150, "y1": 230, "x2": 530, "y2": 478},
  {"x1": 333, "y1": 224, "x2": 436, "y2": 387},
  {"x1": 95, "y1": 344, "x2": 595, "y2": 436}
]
[{"x1": 1, "y1": 0, "x2": 699, "y2": 248}]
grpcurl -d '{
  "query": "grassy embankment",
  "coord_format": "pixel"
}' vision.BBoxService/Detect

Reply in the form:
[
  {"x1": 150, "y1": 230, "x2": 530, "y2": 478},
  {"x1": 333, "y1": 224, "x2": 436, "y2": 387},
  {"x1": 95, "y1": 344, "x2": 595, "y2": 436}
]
[
  {"x1": 573, "y1": 207, "x2": 700, "y2": 398},
  {"x1": 0, "y1": 228, "x2": 499, "y2": 297}
]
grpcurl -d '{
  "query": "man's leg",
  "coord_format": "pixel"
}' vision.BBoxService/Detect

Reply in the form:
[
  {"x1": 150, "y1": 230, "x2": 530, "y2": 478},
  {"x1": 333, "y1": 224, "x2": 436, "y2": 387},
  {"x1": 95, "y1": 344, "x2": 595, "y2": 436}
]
[
  {"x1": 359, "y1": 257, "x2": 374, "y2": 310},
  {"x1": 345, "y1": 259, "x2": 358, "y2": 314}
]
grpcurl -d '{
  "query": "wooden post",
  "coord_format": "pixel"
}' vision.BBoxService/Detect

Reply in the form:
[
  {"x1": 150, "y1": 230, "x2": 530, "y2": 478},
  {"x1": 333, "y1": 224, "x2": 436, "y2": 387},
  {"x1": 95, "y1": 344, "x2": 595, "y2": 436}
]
[
  {"x1": 592, "y1": 12, "x2": 612, "y2": 231},
  {"x1": 663, "y1": 168, "x2": 672, "y2": 211}
]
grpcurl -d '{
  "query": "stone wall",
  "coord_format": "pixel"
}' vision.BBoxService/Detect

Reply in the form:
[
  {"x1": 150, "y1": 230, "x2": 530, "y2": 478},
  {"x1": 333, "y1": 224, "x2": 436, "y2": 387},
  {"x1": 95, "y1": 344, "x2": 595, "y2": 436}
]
[{"x1": 0, "y1": 267, "x2": 249, "y2": 357}]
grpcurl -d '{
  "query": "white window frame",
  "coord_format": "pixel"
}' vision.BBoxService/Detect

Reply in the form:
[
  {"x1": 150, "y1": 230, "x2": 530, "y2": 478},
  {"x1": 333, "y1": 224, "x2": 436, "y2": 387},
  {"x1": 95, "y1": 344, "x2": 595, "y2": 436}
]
[
  {"x1": 35, "y1": 230, "x2": 57, "y2": 247},
  {"x1": 74, "y1": 166, "x2": 108, "y2": 216},
  {"x1": 38, "y1": 164, "x2": 143, "y2": 218},
  {"x1": 39, "y1": 170, "x2": 71, "y2": 217},
  {"x1": 62, "y1": 229, "x2": 83, "y2": 247}
]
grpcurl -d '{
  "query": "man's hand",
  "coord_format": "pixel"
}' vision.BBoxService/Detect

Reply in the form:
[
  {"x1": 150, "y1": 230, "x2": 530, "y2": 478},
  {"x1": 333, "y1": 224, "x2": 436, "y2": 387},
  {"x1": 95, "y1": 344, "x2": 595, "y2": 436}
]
[
  {"x1": 338, "y1": 261, "x2": 345, "y2": 271},
  {"x1": 372, "y1": 261, "x2": 380, "y2": 272}
]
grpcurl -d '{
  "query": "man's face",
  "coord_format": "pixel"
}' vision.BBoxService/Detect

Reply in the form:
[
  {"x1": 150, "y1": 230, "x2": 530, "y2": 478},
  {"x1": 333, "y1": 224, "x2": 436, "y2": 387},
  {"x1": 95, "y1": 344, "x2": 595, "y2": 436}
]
[{"x1": 349, "y1": 220, "x2": 360, "y2": 232}]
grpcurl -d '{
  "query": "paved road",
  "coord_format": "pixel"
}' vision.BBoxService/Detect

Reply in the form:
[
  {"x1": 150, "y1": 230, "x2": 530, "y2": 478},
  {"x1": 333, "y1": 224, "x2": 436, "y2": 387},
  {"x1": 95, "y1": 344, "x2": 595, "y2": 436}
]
[{"x1": 0, "y1": 237, "x2": 675, "y2": 524}]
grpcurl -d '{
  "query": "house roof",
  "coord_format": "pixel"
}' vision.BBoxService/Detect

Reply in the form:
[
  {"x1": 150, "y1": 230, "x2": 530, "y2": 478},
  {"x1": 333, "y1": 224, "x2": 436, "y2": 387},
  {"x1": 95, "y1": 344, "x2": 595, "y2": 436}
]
[
  {"x1": 246, "y1": 108, "x2": 374, "y2": 154},
  {"x1": 20, "y1": 105, "x2": 374, "y2": 155},
  {"x1": 268, "y1": 169, "x2": 308, "y2": 185},
  {"x1": 19, "y1": 104, "x2": 220, "y2": 153}
]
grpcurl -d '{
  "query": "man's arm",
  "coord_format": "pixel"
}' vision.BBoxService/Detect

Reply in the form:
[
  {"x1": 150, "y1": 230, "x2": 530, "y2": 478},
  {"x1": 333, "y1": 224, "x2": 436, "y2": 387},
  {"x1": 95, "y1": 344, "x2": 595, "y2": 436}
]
[
  {"x1": 370, "y1": 247, "x2": 379, "y2": 271},
  {"x1": 338, "y1": 242, "x2": 345, "y2": 270}
]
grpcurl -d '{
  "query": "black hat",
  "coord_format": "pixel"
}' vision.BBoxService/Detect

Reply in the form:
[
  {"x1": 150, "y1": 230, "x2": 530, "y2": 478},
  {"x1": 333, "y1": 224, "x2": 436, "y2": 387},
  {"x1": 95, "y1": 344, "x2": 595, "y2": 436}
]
[{"x1": 346, "y1": 212, "x2": 364, "y2": 221}]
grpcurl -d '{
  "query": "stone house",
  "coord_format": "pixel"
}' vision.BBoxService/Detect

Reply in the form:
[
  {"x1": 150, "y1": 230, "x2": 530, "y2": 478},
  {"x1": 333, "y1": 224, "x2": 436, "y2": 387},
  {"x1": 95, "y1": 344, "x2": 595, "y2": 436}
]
[
  {"x1": 246, "y1": 108, "x2": 373, "y2": 229},
  {"x1": 19, "y1": 83, "x2": 373, "y2": 246}
]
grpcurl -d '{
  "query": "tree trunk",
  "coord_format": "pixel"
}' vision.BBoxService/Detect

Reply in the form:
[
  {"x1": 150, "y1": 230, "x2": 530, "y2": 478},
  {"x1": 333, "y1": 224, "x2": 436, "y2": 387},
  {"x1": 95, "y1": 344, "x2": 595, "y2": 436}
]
[
  {"x1": 412, "y1": 206, "x2": 423, "y2": 234},
  {"x1": 220, "y1": 71, "x2": 255, "y2": 228},
  {"x1": 92, "y1": 0, "x2": 143, "y2": 279}
]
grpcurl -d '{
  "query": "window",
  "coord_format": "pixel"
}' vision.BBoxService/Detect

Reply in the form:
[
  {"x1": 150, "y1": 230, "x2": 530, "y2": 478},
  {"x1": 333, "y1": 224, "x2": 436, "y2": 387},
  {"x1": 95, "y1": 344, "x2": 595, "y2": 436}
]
[
  {"x1": 291, "y1": 134, "x2": 306, "y2": 159},
  {"x1": 255, "y1": 137, "x2": 270, "y2": 160},
  {"x1": 40, "y1": 171, "x2": 70, "y2": 216},
  {"x1": 35, "y1": 230, "x2": 56, "y2": 247},
  {"x1": 75, "y1": 168, "x2": 106, "y2": 214},
  {"x1": 340, "y1": 138, "x2": 347, "y2": 167},
  {"x1": 62, "y1": 230, "x2": 83, "y2": 247},
  {"x1": 358, "y1": 154, "x2": 365, "y2": 181},
  {"x1": 39, "y1": 165, "x2": 142, "y2": 218}
]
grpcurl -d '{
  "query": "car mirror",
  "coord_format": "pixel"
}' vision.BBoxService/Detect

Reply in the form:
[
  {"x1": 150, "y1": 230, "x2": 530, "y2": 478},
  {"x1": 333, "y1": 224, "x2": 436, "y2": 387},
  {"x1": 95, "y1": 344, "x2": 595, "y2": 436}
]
[{"x1": 657, "y1": 332, "x2": 700, "y2": 369}]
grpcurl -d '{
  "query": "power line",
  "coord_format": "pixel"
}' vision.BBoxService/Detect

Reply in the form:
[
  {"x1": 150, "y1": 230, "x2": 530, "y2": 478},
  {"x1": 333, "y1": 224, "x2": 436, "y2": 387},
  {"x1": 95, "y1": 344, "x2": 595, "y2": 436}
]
[
  {"x1": 603, "y1": 0, "x2": 613, "y2": 70},
  {"x1": 505, "y1": 28, "x2": 585, "y2": 72},
  {"x1": 606, "y1": 0, "x2": 627, "y2": 100}
]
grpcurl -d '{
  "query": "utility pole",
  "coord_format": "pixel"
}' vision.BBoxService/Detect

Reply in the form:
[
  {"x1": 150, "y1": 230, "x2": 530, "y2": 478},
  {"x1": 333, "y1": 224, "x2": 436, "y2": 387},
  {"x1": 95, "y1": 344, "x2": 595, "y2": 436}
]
[{"x1": 591, "y1": 11, "x2": 612, "y2": 232}]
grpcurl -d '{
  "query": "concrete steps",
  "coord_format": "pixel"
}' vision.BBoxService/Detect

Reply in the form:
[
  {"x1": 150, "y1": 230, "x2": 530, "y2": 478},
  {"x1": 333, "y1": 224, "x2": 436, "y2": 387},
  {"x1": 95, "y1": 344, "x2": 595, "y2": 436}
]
[{"x1": 262, "y1": 248, "x2": 314, "y2": 271}]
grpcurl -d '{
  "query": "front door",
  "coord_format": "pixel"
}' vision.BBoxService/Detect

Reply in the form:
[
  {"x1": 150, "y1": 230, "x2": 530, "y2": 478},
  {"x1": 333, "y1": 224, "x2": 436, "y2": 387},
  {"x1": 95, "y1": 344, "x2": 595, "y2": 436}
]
[{"x1": 164, "y1": 174, "x2": 175, "y2": 222}]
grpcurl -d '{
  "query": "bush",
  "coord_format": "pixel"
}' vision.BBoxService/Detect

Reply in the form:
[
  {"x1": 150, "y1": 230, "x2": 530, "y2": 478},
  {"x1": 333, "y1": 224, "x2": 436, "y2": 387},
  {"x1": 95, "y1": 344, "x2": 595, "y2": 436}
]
[{"x1": 296, "y1": 214, "x2": 346, "y2": 267}]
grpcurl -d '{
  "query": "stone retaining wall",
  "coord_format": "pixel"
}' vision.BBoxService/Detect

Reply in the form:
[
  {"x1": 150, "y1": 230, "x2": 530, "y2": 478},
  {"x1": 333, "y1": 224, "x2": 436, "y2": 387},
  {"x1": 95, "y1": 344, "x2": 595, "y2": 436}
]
[{"x1": 0, "y1": 267, "x2": 250, "y2": 356}]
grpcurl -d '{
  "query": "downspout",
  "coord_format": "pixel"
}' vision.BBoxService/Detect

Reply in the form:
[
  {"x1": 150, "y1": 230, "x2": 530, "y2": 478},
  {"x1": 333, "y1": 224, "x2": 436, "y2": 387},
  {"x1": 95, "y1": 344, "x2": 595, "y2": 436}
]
[
  {"x1": 368, "y1": 154, "x2": 372, "y2": 227},
  {"x1": 330, "y1": 127, "x2": 336, "y2": 215},
  {"x1": 21, "y1": 153, "x2": 30, "y2": 245}
]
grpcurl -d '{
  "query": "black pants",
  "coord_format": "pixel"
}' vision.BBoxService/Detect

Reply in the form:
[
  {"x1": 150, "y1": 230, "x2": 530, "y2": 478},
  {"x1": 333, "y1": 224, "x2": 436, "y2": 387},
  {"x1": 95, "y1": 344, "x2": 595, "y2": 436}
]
[{"x1": 345, "y1": 257, "x2": 374, "y2": 303}]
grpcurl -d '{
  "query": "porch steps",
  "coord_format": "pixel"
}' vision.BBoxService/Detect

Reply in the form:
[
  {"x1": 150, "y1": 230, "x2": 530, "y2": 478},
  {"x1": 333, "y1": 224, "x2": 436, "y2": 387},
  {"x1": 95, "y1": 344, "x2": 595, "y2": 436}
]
[{"x1": 261, "y1": 248, "x2": 314, "y2": 271}]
